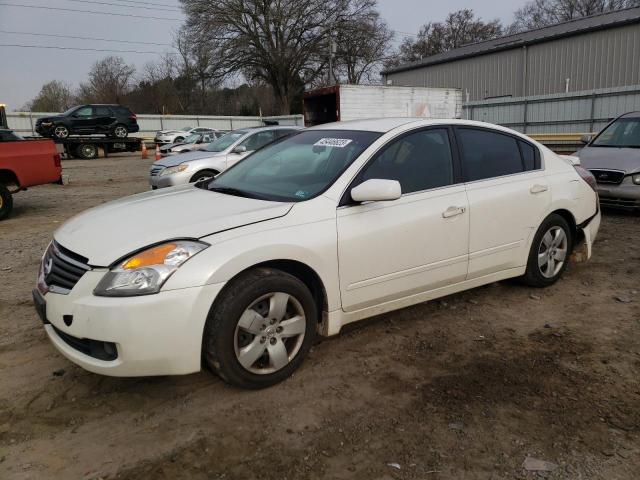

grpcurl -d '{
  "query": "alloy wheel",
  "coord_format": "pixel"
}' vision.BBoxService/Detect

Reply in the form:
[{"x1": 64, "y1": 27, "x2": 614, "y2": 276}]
[
  {"x1": 233, "y1": 292, "x2": 306, "y2": 375},
  {"x1": 537, "y1": 226, "x2": 568, "y2": 278},
  {"x1": 114, "y1": 126, "x2": 128, "y2": 138},
  {"x1": 54, "y1": 126, "x2": 69, "y2": 139}
]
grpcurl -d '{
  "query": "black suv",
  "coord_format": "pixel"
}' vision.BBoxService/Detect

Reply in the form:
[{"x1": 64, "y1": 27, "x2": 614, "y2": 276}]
[{"x1": 36, "y1": 104, "x2": 139, "y2": 139}]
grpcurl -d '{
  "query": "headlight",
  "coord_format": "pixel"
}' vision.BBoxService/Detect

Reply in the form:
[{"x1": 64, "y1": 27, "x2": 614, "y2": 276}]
[
  {"x1": 160, "y1": 164, "x2": 189, "y2": 176},
  {"x1": 632, "y1": 173, "x2": 640, "y2": 185},
  {"x1": 94, "y1": 240, "x2": 208, "y2": 297}
]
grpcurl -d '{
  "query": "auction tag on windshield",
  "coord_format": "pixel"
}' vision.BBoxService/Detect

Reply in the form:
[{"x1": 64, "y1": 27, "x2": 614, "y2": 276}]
[{"x1": 314, "y1": 138, "x2": 353, "y2": 148}]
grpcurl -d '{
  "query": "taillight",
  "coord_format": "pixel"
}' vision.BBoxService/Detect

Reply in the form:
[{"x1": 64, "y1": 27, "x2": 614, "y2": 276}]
[
  {"x1": 53, "y1": 153, "x2": 61, "y2": 167},
  {"x1": 574, "y1": 165, "x2": 597, "y2": 192},
  {"x1": 130, "y1": 114, "x2": 137, "y2": 121}
]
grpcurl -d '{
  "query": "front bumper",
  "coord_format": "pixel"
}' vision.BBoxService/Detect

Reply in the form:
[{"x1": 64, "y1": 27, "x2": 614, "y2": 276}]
[
  {"x1": 148, "y1": 169, "x2": 192, "y2": 189},
  {"x1": 34, "y1": 270, "x2": 225, "y2": 376},
  {"x1": 36, "y1": 123, "x2": 53, "y2": 136},
  {"x1": 596, "y1": 183, "x2": 640, "y2": 210}
]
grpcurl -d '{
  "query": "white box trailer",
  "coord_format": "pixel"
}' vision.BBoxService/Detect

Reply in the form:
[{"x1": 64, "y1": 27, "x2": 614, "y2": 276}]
[{"x1": 303, "y1": 84, "x2": 462, "y2": 126}]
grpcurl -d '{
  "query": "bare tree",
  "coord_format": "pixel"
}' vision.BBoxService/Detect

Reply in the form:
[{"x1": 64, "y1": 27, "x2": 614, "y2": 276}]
[
  {"x1": 511, "y1": 0, "x2": 640, "y2": 31},
  {"x1": 180, "y1": 0, "x2": 378, "y2": 114},
  {"x1": 389, "y1": 9, "x2": 503, "y2": 66},
  {"x1": 332, "y1": 9, "x2": 393, "y2": 84},
  {"x1": 175, "y1": 29, "x2": 223, "y2": 113},
  {"x1": 26, "y1": 80, "x2": 74, "y2": 112},
  {"x1": 78, "y1": 56, "x2": 136, "y2": 104}
]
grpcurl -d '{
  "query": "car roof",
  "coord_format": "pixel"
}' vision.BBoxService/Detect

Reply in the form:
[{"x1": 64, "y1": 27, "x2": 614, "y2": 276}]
[
  {"x1": 307, "y1": 117, "x2": 527, "y2": 133},
  {"x1": 619, "y1": 111, "x2": 640, "y2": 119}
]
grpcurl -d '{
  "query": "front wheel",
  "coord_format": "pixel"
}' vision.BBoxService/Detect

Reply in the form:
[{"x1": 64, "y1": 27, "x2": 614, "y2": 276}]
[
  {"x1": 190, "y1": 170, "x2": 218, "y2": 184},
  {"x1": 203, "y1": 268, "x2": 317, "y2": 389},
  {"x1": 0, "y1": 184, "x2": 13, "y2": 220},
  {"x1": 53, "y1": 124, "x2": 70, "y2": 139},
  {"x1": 520, "y1": 214, "x2": 573, "y2": 287}
]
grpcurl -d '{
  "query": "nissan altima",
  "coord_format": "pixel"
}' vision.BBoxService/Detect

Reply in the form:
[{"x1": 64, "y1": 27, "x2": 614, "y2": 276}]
[{"x1": 33, "y1": 118, "x2": 600, "y2": 389}]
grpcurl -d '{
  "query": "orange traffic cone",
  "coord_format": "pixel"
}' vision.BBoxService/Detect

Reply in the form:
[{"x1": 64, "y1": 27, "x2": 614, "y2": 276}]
[
  {"x1": 141, "y1": 141, "x2": 148, "y2": 159},
  {"x1": 155, "y1": 144, "x2": 161, "y2": 161}
]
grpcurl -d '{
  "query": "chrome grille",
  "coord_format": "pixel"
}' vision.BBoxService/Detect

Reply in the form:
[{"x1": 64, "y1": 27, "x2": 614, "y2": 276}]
[
  {"x1": 42, "y1": 242, "x2": 91, "y2": 294},
  {"x1": 588, "y1": 169, "x2": 625, "y2": 185},
  {"x1": 150, "y1": 165, "x2": 164, "y2": 177}
]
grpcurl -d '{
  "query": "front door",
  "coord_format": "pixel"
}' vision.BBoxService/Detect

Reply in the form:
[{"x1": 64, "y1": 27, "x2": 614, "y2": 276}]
[
  {"x1": 337, "y1": 127, "x2": 469, "y2": 312},
  {"x1": 70, "y1": 106, "x2": 95, "y2": 133}
]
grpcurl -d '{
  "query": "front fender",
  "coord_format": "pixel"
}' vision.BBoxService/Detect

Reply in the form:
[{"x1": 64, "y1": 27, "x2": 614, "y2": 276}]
[{"x1": 165, "y1": 216, "x2": 341, "y2": 311}]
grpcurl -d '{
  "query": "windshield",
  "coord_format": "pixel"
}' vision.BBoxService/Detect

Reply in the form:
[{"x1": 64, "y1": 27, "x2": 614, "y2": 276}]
[
  {"x1": 183, "y1": 133, "x2": 201, "y2": 144},
  {"x1": 591, "y1": 118, "x2": 640, "y2": 148},
  {"x1": 204, "y1": 130, "x2": 248, "y2": 152},
  {"x1": 61, "y1": 106, "x2": 79, "y2": 116},
  {"x1": 208, "y1": 130, "x2": 382, "y2": 202}
]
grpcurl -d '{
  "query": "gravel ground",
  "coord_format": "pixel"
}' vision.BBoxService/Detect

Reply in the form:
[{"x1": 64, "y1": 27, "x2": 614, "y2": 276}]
[{"x1": 0, "y1": 154, "x2": 639, "y2": 480}]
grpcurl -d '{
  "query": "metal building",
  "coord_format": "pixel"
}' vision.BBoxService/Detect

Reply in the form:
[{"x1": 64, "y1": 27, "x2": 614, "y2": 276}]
[{"x1": 383, "y1": 7, "x2": 640, "y2": 102}]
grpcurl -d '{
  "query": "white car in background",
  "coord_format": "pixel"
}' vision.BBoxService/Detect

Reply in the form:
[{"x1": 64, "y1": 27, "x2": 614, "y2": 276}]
[
  {"x1": 34, "y1": 118, "x2": 600, "y2": 389},
  {"x1": 154, "y1": 127, "x2": 216, "y2": 145},
  {"x1": 150, "y1": 126, "x2": 301, "y2": 188},
  {"x1": 159, "y1": 131, "x2": 223, "y2": 156}
]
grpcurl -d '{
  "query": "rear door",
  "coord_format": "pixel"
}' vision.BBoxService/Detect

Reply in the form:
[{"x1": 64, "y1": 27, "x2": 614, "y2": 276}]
[
  {"x1": 93, "y1": 106, "x2": 116, "y2": 132},
  {"x1": 337, "y1": 127, "x2": 469, "y2": 312},
  {"x1": 454, "y1": 126, "x2": 550, "y2": 279}
]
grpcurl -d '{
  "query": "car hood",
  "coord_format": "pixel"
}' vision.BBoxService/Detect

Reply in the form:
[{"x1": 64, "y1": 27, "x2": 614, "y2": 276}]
[
  {"x1": 37, "y1": 115, "x2": 64, "y2": 123},
  {"x1": 577, "y1": 146, "x2": 640, "y2": 173},
  {"x1": 54, "y1": 185, "x2": 293, "y2": 266},
  {"x1": 154, "y1": 150, "x2": 225, "y2": 167}
]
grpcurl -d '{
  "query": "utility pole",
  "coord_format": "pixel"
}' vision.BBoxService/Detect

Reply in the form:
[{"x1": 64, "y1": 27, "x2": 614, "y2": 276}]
[{"x1": 328, "y1": 32, "x2": 337, "y2": 85}]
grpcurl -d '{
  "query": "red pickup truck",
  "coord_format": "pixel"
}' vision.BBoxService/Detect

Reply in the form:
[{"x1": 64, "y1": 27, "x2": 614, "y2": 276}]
[{"x1": 0, "y1": 129, "x2": 62, "y2": 220}]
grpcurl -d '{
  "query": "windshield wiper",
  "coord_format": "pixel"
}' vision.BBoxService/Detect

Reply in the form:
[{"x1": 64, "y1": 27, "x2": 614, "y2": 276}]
[{"x1": 208, "y1": 185, "x2": 264, "y2": 199}]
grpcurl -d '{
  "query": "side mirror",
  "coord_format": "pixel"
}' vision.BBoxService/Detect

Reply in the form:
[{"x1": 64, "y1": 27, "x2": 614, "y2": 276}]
[
  {"x1": 580, "y1": 134, "x2": 593, "y2": 144},
  {"x1": 232, "y1": 145, "x2": 247, "y2": 154},
  {"x1": 351, "y1": 179, "x2": 401, "y2": 203}
]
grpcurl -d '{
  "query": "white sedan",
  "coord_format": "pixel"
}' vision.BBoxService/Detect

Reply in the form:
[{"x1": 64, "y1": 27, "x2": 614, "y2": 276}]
[{"x1": 33, "y1": 118, "x2": 600, "y2": 389}]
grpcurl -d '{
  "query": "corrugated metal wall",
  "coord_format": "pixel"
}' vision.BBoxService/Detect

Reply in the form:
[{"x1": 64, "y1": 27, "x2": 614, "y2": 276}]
[
  {"x1": 6, "y1": 113, "x2": 305, "y2": 136},
  {"x1": 386, "y1": 22, "x2": 640, "y2": 102},
  {"x1": 463, "y1": 85, "x2": 640, "y2": 134}
]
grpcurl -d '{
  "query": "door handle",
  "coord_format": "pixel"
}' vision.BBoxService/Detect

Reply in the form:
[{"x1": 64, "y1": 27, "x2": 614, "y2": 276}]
[
  {"x1": 442, "y1": 206, "x2": 466, "y2": 218},
  {"x1": 530, "y1": 184, "x2": 548, "y2": 194}
]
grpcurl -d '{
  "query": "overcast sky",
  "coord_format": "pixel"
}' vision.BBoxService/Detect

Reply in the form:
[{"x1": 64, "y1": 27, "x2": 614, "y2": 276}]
[{"x1": 0, "y1": 0, "x2": 527, "y2": 110}]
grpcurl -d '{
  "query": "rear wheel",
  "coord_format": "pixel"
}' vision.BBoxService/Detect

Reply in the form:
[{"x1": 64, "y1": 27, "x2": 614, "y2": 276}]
[
  {"x1": 0, "y1": 184, "x2": 13, "y2": 221},
  {"x1": 76, "y1": 143, "x2": 99, "y2": 159},
  {"x1": 203, "y1": 268, "x2": 317, "y2": 389},
  {"x1": 111, "y1": 124, "x2": 128, "y2": 138},
  {"x1": 53, "y1": 125, "x2": 70, "y2": 139},
  {"x1": 521, "y1": 214, "x2": 573, "y2": 287}
]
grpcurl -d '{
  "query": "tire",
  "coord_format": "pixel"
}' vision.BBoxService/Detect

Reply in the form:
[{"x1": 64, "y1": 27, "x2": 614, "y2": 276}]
[
  {"x1": 174, "y1": 137, "x2": 184, "y2": 143},
  {"x1": 76, "y1": 143, "x2": 99, "y2": 160},
  {"x1": 520, "y1": 213, "x2": 573, "y2": 287},
  {"x1": 53, "y1": 124, "x2": 70, "y2": 139},
  {"x1": 190, "y1": 170, "x2": 218, "y2": 184},
  {"x1": 203, "y1": 268, "x2": 317, "y2": 389},
  {"x1": 0, "y1": 184, "x2": 13, "y2": 221},
  {"x1": 111, "y1": 124, "x2": 128, "y2": 139}
]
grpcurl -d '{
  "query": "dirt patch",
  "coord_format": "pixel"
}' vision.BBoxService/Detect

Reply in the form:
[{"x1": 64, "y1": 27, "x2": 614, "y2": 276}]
[{"x1": 1, "y1": 155, "x2": 639, "y2": 479}]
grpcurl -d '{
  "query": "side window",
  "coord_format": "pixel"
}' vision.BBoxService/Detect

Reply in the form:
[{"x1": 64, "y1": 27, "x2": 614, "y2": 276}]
[
  {"x1": 95, "y1": 106, "x2": 112, "y2": 116},
  {"x1": 360, "y1": 128, "x2": 454, "y2": 194},
  {"x1": 241, "y1": 131, "x2": 275, "y2": 151},
  {"x1": 74, "y1": 107, "x2": 93, "y2": 117},
  {"x1": 457, "y1": 128, "x2": 524, "y2": 181}
]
